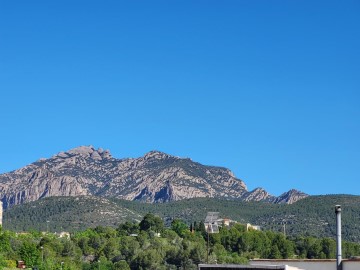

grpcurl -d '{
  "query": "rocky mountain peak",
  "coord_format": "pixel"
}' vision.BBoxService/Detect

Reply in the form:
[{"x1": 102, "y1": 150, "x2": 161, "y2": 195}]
[
  {"x1": 56, "y1": 146, "x2": 112, "y2": 160},
  {"x1": 143, "y1": 150, "x2": 174, "y2": 160},
  {"x1": 0, "y1": 146, "x2": 308, "y2": 209},
  {"x1": 241, "y1": 187, "x2": 275, "y2": 202},
  {"x1": 274, "y1": 189, "x2": 308, "y2": 204},
  {"x1": 67, "y1": 145, "x2": 96, "y2": 156}
]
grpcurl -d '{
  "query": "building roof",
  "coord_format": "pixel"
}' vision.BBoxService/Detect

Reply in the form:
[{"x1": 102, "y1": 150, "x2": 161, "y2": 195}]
[{"x1": 198, "y1": 264, "x2": 286, "y2": 270}]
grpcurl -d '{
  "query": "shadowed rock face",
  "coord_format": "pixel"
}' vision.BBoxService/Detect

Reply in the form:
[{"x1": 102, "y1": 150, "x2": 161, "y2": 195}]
[
  {"x1": 273, "y1": 189, "x2": 309, "y2": 204},
  {"x1": 0, "y1": 146, "x2": 308, "y2": 208}
]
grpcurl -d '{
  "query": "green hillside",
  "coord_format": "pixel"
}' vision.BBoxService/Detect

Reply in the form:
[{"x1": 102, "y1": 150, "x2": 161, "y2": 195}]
[
  {"x1": 116, "y1": 195, "x2": 360, "y2": 242},
  {"x1": 4, "y1": 195, "x2": 360, "y2": 242},
  {"x1": 3, "y1": 196, "x2": 141, "y2": 232}
]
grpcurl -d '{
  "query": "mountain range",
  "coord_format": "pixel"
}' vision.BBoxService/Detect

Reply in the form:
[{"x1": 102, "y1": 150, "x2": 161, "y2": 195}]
[{"x1": 0, "y1": 145, "x2": 308, "y2": 209}]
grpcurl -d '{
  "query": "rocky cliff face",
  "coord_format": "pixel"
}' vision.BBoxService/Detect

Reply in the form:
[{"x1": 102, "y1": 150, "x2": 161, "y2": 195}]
[
  {"x1": 241, "y1": 188, "x2": 275, "y2": 202},
  {"x1": 0, "y1": 146, "x2": 307, "y2": 208},
  {"x1": 273, "y1": 189, "x2": 308, "y2": 204}
]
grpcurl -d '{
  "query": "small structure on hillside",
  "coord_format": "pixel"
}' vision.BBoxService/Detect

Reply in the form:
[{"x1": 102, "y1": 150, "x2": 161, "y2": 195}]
[
  {"x1": 246, "y1": 223, "x2": 261, "y2": 231},
  {"x1": 58, "y1": 232, "x2": 71, "y2": 239},
  {"x1": 223, "y1": 218, "x2": 231, "y2": 226},
  {"x1": 204, "y1": 212, "x2": 220, "y2": 263},
  {"x1": 204, "y1": 212, "x2": 220, "y2": 233}
]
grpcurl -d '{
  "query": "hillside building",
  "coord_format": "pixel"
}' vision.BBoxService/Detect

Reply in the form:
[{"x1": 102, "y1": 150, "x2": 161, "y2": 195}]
[
  {"x1": 246, "y1": 223, "x2": 261, "y2": 231},
  {"x1": 205, "y1": 217, "x2": 260, "y2": 231}
]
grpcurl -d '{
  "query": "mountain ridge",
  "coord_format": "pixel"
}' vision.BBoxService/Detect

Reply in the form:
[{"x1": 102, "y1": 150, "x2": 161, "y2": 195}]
[{"x1": 0, "y1": 145, "x2": 308, "y2": 208}]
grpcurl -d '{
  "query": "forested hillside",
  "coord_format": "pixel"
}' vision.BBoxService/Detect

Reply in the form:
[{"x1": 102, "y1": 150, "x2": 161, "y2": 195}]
[
  {"x1": 118, "y1": 195, "x2": 360, "y2": 242},
  {"x1": 1, "y1": 213, "x2": 360, "y2": 270},
  {"x1": 4, "y1": 196, "x2": 141, "y2": 232},
  {"x1": 4, "y1": 195, "x2": 360, "y2": 243}
]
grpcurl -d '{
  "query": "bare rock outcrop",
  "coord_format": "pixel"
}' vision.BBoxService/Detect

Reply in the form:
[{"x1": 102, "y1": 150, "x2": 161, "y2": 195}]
[
  {"x1": 0, "y1": 146, "x2": 308, "y2": 209},
  {"x1": 273, "y1": 189, "x2": 309, "y2": 204},
  {"x1": 241, "y1": 187, "x2": 275, "y2": 202}
]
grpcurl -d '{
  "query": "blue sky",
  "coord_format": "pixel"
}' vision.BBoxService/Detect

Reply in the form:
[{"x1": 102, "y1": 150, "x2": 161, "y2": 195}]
[{"x1": 0, "y1": 1, "x2": 359, "y2": 196}]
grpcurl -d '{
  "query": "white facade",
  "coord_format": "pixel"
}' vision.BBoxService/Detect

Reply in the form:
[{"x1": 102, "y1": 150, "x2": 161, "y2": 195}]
[
  {"x1": 246, "y1": 223, "x2": 261, "y2": 231},
  {"x1": 198, "y1": 264, "x2": 300, "y2": 269},
  {"x1": 250, "y1": 259, "x2": 360, "y2": 270},
  {"x1": 343, "y1": 261, "x2": 360, "y2": 270}
]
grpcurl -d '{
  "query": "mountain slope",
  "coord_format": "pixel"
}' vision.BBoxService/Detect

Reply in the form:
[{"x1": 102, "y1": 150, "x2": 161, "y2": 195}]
[
  {"x1": 4, "y1": 196, "x2": 142, "y2": 232},
  {"x1": 4, "y1": 195, "x2": 360, "y2": 242},
  {"x1": 0, "y1": 146, "x2": 307, "y2": 208}
]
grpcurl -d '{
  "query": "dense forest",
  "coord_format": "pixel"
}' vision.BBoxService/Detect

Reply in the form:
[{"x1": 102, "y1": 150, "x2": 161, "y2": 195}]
[
  {"x1": 5, "y1": 195, "x2": 360, "y2": 242},
  {"x1": 1, "y1": 213, "x2": 360, "y2": 270}
]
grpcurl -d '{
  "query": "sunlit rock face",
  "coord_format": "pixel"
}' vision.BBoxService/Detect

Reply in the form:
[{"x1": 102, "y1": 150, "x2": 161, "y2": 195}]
[{"x1": 0, "y1": 146, "x2": 307, "y2": 208}]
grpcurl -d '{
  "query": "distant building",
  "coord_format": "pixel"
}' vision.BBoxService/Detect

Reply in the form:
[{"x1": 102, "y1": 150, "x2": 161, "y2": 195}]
[
  {"x1": 246, "y1": 223, "x2": 261, "y2": 231},
  {"x1": 204, "y1": 217, "x2": 260, "y2": 232},
  {"x1": 223, "y1": 218, "x2": 231, "y2": 227},
  {"x1": 58, "y1": 232, "x2": 71, "y2": 239}
]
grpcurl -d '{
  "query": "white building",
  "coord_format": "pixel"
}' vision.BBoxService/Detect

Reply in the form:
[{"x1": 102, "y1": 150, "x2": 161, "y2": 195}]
[
  {"x1": 199, "y1": 259, "x2": 360, "y2": 270},
  {"x1": 250, "y1": 259, "x2": 360, "y2": 270},
  {"x1": 199, "y1": 264, "x2": 299, "y2": 270},
  {"x1": 246, "y1": 223, "x2": 261, "y2": 231}
]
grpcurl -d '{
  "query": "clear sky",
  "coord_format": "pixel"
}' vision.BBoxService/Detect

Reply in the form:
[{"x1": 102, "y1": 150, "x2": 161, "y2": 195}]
[{"x1": 0, "y1": 1, "x2": 359, "y2": 196}]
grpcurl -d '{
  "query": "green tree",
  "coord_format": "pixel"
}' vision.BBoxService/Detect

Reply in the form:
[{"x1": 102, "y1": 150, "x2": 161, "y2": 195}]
[
  {"x1": 269, "y1": 245, "x2": 281, "y2": 259},
  {"x1": 114, "y1": 260, "x2": 131, "y2": 270},
  {"x1": 117, "y1": 222, "x2": 139, "y2": 237},
  {"x1": 0, "y1": 253, "x2": 8, "y2": 268},
  {"x1": 321, "y1": 238, "x2": 336, "y2": 259},
  {"x1": 139, "y1": 213, "x2": 164, "y2": 233},
  {"x1": 119, "y1": 236, "x2": 140, "y2": 261},
  {"x1": 104, "y1": 237, "x2": 121, "y2": 260},
  {"x1": 171, "y1": 219, "x2": 189, "y2": 238},
  {"x1": 19, "y1": 241, "x2": 40, "y2": 267},
  {"x1": 307, "y1": 238, "x2": 322, "y2": 259},
  {"x1": 132, "y1": 249, "x2": 164, "y2": 270}
]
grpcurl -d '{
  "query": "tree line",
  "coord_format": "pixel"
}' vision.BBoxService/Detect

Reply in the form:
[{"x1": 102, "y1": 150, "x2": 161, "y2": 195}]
[
  {"x1": 6, "y1": 195, "x2": 360, "y2": 243},
  {"x1": 1, "y1": 213, "x2": 360, "y2": 270}
]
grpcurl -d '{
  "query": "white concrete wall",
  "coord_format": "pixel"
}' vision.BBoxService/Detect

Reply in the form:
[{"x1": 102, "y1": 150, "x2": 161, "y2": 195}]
[
  {"x1": 285, "y1": 266, "x2": 304, "y2": 270},
  {"x1": 250, "y1": 260, "x2": 335, "y2": 270},
  {"x1": 251, "y1": 259, "x2": 360, "y2": 270},
  {"x1": 343, "y1": 261, "x2": 360, "y2": 270}
]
